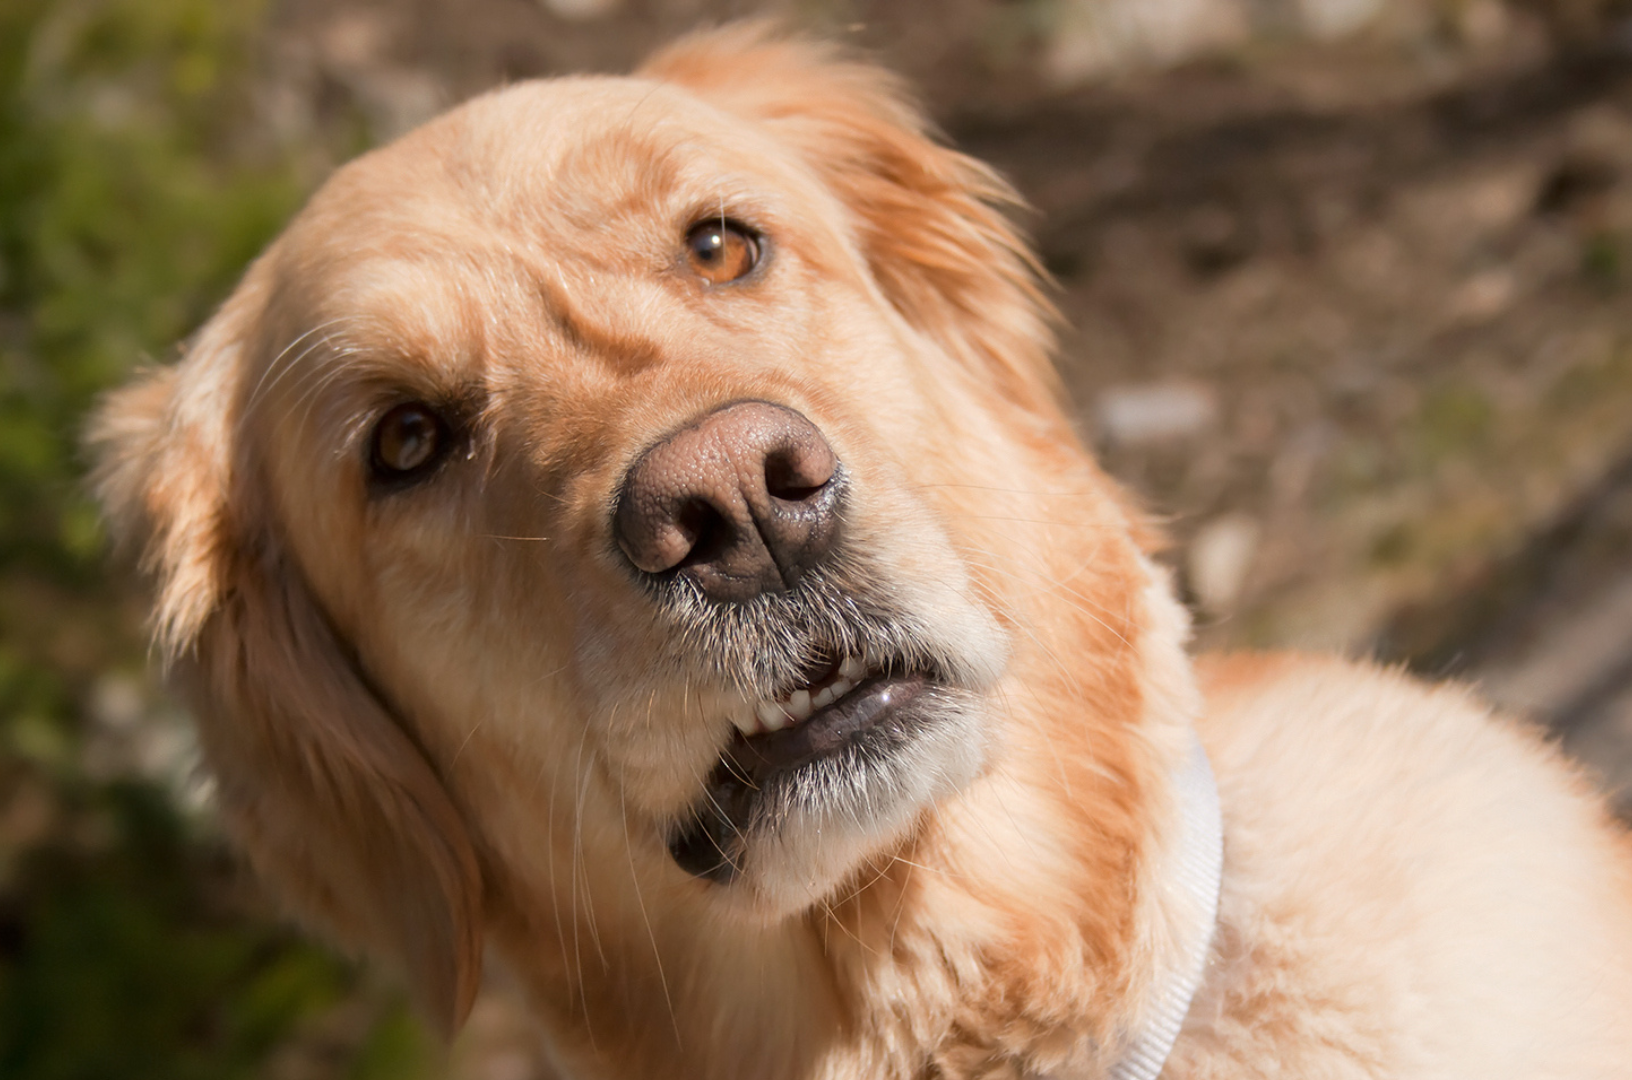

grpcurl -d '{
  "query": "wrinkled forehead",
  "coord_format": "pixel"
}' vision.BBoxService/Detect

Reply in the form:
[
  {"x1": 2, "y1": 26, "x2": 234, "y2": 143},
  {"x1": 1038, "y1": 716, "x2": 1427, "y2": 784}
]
[
  {"x1": 449, "y1": 76, "x2": 801, "y2": 234},
  {"x1": 251, "y1": 75, "x2": 841, "y2": 389}
]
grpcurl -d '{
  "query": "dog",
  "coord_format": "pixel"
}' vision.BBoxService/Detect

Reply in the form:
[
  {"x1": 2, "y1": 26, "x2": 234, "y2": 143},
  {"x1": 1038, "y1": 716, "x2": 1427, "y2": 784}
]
[{"x1": 90, "y1": 24, "x2": 1632, "y2": 1079}]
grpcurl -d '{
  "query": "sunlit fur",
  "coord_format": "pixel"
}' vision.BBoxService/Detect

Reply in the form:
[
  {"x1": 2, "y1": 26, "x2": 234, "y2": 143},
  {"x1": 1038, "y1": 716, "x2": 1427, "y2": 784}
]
[{"x1": 90, "y1": 25, "x2": 1632, "y2": 1079}]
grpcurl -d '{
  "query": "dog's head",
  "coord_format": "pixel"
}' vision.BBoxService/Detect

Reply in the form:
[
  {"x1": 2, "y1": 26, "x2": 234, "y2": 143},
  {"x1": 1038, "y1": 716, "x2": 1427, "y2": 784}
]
[{"x1": 90, "y1": 27, "x2": 1155, "y2": 1040}]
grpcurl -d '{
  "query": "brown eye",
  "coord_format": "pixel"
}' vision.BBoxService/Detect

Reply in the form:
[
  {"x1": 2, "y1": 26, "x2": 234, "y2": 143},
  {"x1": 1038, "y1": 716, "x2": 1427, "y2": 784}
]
[
  {"x1": 370, "y1": 402, "x2": 448, "y2": 481},
  {"x1": 685, "y1": 220, "x2": 760, "y2": 284}
]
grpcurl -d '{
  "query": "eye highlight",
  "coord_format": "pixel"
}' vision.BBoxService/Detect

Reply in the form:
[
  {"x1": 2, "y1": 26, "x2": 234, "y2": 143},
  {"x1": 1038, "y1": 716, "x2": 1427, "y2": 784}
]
[
  {"x1": 370, "y1": 402, "x2": 449, "y2": 483},
  {"x1": 685, "y1": 219, "x2": 761, "y2": 285}
]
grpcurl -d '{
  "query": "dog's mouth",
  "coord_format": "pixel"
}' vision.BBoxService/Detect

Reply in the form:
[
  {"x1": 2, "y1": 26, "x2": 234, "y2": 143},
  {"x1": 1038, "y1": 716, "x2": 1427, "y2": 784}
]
[
  {"x1": 724, "y1": 653, "x2": 875, "y2": 737},
  {"x1": 633, "y1": 557, "x2": 1004, "y2": 906},
  {"x1": 727, "y1": 658, "x2": 931, "y2": 775},
  {"x1": 669, "y1": 649, "x2": 952, "y2": 884}
]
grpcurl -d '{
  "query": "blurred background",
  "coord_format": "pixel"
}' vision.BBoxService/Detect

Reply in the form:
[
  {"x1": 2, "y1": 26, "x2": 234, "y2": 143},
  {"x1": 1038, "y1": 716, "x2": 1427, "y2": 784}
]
[{"x1": 1, "y1": 0, "x2": 1629, "y2": 1076}]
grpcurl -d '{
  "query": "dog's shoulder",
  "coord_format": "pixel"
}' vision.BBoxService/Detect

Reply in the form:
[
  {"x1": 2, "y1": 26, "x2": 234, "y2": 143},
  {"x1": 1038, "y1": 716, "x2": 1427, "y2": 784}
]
[
  {"x1": 1182, "y1": 651, "x2": 1632, "y2": 1074},
  {"x1": 1192, "y1": 649, "x2": 1622, "y2": 879},
  {"x1": 1195, "y1": 650, "x2": 1578, "y2": 794}
]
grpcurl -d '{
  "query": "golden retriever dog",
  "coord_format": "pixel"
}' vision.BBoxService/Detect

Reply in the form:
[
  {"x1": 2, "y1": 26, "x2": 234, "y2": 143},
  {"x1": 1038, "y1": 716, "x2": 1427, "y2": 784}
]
[{"x1": 90, "y1": 24, "x2": 1632, "y2": 1079}]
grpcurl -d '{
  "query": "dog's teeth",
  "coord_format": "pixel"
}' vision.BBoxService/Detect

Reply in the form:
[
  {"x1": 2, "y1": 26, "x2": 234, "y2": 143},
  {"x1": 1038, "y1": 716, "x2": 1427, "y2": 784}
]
[
  {"x1": 757, "y1": 701, "x2": 789, "y2": 732},
  {"x1": 734, "y1": 658, "x2": 869, "y2": 735},
  {"x1": 729, "y1": 703, "x2": 758, "y2": 736},
  {"x1": 787, "y1": 689, "x2": 812, "y2": 722}
]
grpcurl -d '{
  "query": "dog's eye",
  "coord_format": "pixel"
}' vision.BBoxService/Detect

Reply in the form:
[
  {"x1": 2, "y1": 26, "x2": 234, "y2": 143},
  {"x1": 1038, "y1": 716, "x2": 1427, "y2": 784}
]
[
  {"x1": 370, "y1": 402, "x2": 448, "y2": 480},
  {"x1": 685, "y1": 220, "x2": 760, "y2": 285}
]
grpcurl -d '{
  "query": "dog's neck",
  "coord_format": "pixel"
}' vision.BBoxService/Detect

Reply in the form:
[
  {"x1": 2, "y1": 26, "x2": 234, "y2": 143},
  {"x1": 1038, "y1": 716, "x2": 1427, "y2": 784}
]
[{"x1": 474, "y1": 556, "x2": 1213, "y2": 1080}]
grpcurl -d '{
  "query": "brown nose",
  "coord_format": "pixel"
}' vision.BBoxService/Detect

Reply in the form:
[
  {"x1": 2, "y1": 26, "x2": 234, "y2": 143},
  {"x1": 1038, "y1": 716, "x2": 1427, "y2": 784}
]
[{"x1": 613, "y1": 401, "x2": 843, "y2": 602}]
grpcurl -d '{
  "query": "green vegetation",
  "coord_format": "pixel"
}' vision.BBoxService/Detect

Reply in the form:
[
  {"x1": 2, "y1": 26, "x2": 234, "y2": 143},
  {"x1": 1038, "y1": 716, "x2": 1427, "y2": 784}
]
[{"x1": 0, "y1": 2, "x2": 428, "y2": 1076}]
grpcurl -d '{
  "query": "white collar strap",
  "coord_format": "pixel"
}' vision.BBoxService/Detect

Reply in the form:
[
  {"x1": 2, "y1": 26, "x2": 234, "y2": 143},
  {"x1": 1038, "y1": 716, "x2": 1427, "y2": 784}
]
[
  {"x1": 1107, "y1": 730, "x2": 1224, "y2": 1080},
  {"x1": 1035, "y1": 731, "x2": 1224, "y2": 1080}
]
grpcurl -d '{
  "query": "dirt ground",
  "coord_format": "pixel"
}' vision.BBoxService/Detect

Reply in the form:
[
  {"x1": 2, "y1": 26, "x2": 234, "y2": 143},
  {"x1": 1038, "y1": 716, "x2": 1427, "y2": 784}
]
[{"x1": 222, "y1": 3, "x2": 1632, "y2": 1075}]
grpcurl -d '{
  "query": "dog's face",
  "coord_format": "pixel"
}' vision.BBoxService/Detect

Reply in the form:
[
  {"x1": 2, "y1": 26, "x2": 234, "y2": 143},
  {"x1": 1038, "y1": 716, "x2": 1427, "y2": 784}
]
[
  {"x1": 91, "y1": 29, "x2": 1149, "y2": 1041},
  {"x1": 266, "y1": 63, "x2": 1021, "y2": 901}
]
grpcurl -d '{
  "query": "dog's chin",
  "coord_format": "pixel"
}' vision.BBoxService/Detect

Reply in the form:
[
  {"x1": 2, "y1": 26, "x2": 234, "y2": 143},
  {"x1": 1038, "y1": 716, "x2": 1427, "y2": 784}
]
[{"x1": 669, "y1": 666, "x2": 993, "y2": 920}]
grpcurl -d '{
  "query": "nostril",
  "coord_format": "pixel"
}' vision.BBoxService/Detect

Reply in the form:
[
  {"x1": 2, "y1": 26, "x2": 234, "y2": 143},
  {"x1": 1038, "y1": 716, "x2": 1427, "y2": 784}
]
[
  {"x1": 673, "y1": 498, "x2": 732, "y2": 570},
  {"x1": 763, "y1": 447, "x2": 835, "y2": 505}
]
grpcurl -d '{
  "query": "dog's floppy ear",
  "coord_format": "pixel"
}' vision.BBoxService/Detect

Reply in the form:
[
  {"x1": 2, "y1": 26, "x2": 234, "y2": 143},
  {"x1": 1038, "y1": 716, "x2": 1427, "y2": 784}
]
[
  {"x1": 643, "y1": 24, "x2": 1062, "y2": 414},
  {"x1": 87, "y1": 270, "x2": 484, "y2": 1033}
]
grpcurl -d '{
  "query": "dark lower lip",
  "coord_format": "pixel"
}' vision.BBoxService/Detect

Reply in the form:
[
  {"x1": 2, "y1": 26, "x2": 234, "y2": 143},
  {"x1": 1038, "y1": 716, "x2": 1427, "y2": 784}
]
[
  {"x1": 734, "y1": 673, "x2": 928, "y2": 772},
  {"x1": 669, "y1": 673, "x2": 930, "y2": 883}
]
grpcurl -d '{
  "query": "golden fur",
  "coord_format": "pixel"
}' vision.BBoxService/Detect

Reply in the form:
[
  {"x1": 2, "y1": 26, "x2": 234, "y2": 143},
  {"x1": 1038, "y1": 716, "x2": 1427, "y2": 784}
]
[{"x1": 90, "y1": 25, "x2": 1632, "y2": 1079}]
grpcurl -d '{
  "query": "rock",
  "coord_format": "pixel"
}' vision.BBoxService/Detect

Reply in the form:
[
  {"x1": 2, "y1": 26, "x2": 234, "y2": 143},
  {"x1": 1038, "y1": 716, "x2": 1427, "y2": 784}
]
[
  {"x1": 1095, "y1": 382, "x2": 1219, "y2": 447},
  {"x1": 89, "y1": 673, "x2": 144, "y2": 731},
  {"x1": 1189, "y1": 513, "x2": 1261, "y2": 614},
  {"x1": 1447, "y1": 268, "x2": 1518, "y2": 325},
  {"x1": 1298, "y1": 0, "x2": 1386, "y2": 40},
  {"x1": 1044, "y1": 0, "x2": 1248, "y2": 84},
  {"x1": 538, "y1": 0, "x2": 621, "y2": 21}
]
